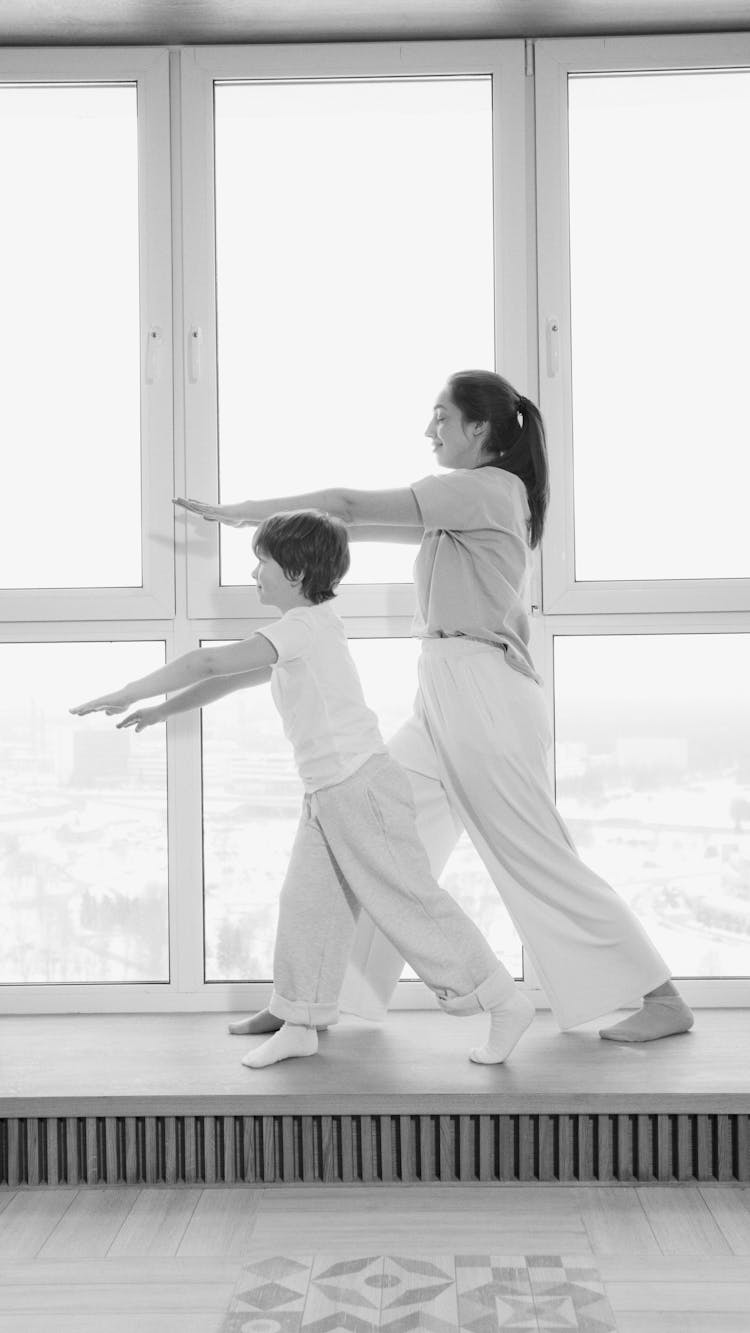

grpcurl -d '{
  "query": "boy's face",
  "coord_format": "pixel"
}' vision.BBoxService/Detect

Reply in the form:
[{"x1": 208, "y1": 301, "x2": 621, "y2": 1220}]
[{"x1": 252, "y1": 551, "x2": 308, "y2": 611}]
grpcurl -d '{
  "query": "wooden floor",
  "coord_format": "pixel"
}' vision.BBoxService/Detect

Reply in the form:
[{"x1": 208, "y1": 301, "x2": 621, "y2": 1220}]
[
  {"x1": 1, "y1": 1181, "x2": 750, "y2": 1331},
  {"x1": 2, "y1": 1011, "x2": 750, "y2": 1326},
  {"x1": 4, "y1": 1008, "x2": 749, "y2": 1114}
]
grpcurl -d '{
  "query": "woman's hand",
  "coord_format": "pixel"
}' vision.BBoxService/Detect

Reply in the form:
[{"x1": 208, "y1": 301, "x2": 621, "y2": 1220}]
[
  {"x1": 116, "y1": 705, "x2": 165, "y2": 733},
  {"x1": 173, "y1": 497, "x2": 247, "y2": 527},
  {"x1": 70, "y1": 689, "x2": 132, "y2": 718}
]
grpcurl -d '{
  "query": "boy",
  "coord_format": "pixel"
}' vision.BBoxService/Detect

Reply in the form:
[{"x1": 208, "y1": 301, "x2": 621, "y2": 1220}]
[{"x1": 71, "y1": 511, "x2": 534, "y2": 1067}]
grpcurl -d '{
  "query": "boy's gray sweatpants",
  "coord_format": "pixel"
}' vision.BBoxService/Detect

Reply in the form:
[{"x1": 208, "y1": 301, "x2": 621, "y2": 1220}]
[{"x1": 268, "y1": 752, "x2": 515, "y2": 1027}]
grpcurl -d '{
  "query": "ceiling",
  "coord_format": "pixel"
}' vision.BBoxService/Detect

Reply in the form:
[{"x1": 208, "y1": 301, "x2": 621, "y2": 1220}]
[{"x1": 1, "y1": 0, "x2": 749, "y2": 47}]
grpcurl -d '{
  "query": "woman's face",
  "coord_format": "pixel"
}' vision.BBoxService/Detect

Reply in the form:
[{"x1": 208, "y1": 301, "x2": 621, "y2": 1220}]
[{"x1": 425, "y1": 386, "x2": 487, "y2": 470}]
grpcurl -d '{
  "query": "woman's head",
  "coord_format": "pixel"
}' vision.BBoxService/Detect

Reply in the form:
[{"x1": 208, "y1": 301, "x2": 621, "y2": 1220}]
[
  {"x1": 252, "y1": 509, "x2": 350, "y2": 605},
  {"x1": 443, "y1": 370, "x2": 549, "y2": 548}
]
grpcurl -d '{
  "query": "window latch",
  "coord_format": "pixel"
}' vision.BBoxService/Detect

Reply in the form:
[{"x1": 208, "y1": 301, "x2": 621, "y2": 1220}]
[
  {"x1": 545, "y1": 316, "x2": 560, "y2": 378},
  {"x1": 188, "y1": 326, "x2": 203, "y2": 383},
  {"x1": 145, "y1": 326, "x2": 163, "y2": 384}
]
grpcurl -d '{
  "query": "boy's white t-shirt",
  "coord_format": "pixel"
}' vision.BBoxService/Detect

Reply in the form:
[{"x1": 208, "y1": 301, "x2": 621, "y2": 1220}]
[{"x1": 258, "y1": 602, "x2": 386, "y2": 794}]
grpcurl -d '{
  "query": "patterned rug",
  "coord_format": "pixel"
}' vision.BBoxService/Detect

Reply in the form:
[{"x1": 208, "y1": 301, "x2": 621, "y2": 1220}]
[{"x1": 220, "y1": 1254, "x2": 618, "y2": 1331}]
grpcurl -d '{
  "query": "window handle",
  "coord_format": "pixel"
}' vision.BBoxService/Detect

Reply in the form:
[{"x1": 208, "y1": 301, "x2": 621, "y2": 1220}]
[
  {"x1": 145, "y1": 326, "x2": 163, "y2": 383},
  {"x1": 188, "y1": 326, "x2": 203, "y2": 382},
  {"x1": 545, "y1": 316, "x2": 560, "y2": 378}
]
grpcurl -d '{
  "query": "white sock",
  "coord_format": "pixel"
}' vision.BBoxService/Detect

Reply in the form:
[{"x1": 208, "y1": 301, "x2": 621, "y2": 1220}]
[
  {"x1": 241, "y1": 1023, "x2": 318, "y2": 1068},
  {"x1": 599, "y1": 994, "x2": 694, "y2": 1043},
  {"x1": 470, "y1": 992, "x2": 535, "y2": 1065}
]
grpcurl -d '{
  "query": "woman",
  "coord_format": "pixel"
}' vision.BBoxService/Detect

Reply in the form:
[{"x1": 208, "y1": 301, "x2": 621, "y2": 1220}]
[{"x1": 175, "y1": 370, "x2": 693, "y2": 1046}]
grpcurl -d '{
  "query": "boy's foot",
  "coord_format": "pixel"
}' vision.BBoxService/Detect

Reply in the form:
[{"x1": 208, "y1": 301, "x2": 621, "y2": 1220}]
[
  {"x1": 241, "y1": 1023, "x2": 318, "y2": 1068},
  {"x1": 470, "y1": 992, "x2": 535, "y2": 1064},
  {"x1": 599, "y1": 995, "x2": 694, "y2": 1043},
  {"x1": 228, "y1": 1008, "x2": 328, "y2": 1036}
]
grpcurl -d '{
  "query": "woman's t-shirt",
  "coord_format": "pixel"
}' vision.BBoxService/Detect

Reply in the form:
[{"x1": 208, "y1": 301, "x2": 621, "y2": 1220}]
[
  {"x1": 410, "y1": 466, "x2": 540, "y2": 682},
  {"x1": 258, "y1": 603, "x2": 386, "y2": 793}
]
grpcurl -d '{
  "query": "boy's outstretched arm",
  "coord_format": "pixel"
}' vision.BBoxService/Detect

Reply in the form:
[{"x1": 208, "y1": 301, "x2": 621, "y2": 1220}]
[
  {"x1": 116, "y1": 668, "x2": 273, "y2": 732},
  {"x1": 70, "y1": 635, "x2": 278, "y2": 718}
]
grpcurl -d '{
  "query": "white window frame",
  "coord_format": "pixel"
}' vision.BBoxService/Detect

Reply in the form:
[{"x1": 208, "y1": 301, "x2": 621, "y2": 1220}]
[
  {"x1": 535, "y1": 34, "x2": 750, "y2": 616},
  {"x1": 0, "y1": 46, "x2": 177, "y2": 1016},
  {"x1": 5, "y1": 39, "x2": 748, "y2": 1013},
  {"x1": 534, "y1": 33, "x2": 750, "y2": 1005},
  {"x1": 0, "y1": 47, "x2": 175, "y2": 622},
  {"x1": 2, "y1": 40, "x2": 537, "y2": 1014},
  {"x1": 178, "y1": 39, "x2": 532, "y2": 622}
]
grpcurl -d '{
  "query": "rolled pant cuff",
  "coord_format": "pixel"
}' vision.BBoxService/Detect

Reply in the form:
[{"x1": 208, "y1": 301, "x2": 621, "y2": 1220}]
[
  {"x1": 269, "y1": 991, "x2": 339, "y2": 1027},
  {"x1": 436, "y1": 967, "x2": 518, "y2": 1016}
]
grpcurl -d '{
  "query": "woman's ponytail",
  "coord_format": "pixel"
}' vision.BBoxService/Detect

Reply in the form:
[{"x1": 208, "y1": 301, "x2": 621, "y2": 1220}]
[
  {"x1": 512, "y1": 394, "x2": 549, "y2": 549},
  {"x1": 448, "y1": 371, "x2": 550, "y2": 549}
]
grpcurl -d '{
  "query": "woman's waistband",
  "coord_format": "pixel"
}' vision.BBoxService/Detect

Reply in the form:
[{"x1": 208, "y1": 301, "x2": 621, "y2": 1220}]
[{"x1": 418, "y1": 634, "x2": 502, "y2": 658}]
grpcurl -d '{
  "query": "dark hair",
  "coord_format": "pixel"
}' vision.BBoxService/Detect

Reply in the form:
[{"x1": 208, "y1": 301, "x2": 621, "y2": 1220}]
[
  {"x1": 448, "y1": 370, "x2": 549, "y2": 548},
  {"x1": 252, "y1": 509, "x2": 350, "y2": 604}
]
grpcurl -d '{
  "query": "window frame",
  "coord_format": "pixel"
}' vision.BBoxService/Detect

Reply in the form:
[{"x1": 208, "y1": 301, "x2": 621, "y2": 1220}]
[
  {"x1": 178, "y1": 39, "x2": 533, "y2": 621},
  {"x1": 534, "y1": 33, "x2": 750, "y2": 615},
  {"x1": 4, "y1": 37, "x2": 749, "y2": 1013},
  {"x1": 0, "y1": 47, "x2": 175, "y2": 621}
]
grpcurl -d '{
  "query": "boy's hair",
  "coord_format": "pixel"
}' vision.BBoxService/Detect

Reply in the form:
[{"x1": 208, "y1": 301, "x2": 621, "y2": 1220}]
[{"x1": 253, "y1": 509, "x2": 350, "y2": 604}]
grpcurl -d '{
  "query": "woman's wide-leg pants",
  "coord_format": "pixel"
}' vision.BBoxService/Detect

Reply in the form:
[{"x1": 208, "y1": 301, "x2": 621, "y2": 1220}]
[{"x1": 339, "y1": 638, "x2": 671, "y2": 1030}]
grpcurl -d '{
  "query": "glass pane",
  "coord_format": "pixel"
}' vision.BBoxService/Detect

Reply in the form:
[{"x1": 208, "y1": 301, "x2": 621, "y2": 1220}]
[
  {"x1": 214, "y1": 78, "x2": 495, "y2": 586},
  {"x1": 568, "y1": 71, "x2": 750, "y2": 581},
  {"x1": 203, "y1": 638, "x2": 521, "y2": 981},
  {"x1": 0, "y1": 642, "x2": 169, "y2": 983},
  {"x1": 553, "y1": 633, "x2": 750, "y2": 977},
  {"x1": 0, "y1": 85, "x2": 141, "y2": 588}
]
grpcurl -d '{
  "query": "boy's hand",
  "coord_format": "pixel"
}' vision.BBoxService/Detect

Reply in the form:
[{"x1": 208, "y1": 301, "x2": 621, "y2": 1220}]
[
  {"x1": 70, "y1": 689, "x2": 132, "y2": 718},
  {"x1": 117, "y1": 705, "x2": 164, "y2": 733},
  {"x1": 173, "y1": 497, "x2": 245, "y2": 527}
]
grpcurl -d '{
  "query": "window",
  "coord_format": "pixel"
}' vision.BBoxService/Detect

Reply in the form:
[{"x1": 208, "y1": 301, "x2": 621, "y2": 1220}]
[
  {"x1": 553, "y1": 632, "x2": 750, "y2": 979},
  {"x1": 567, "y1": 69, "x2": 750, "y2": 584},
  {"x1": 537, "y1": 34, "x2": 750, "y2": 997},
  {"x1": 536, "y1": 34, "x2": 750, "y2": 614},
  {"x1": 0, "y1": 84, "x2": 141, "y2": 590},
  {"x1": 0, "y1": 49, "x2": 173, "y2": 624},
  {"x1": 1, "y1": 47, "x2": 173, "y2": 1012},
  {"x1": 212, "y1": 77, "x2": 495, "y2": 588},
  {"x1": 182, "y1": 39, "x2": 529, "y2": 1010},
  {"x1": 6, "y1": 35, "x2": 749, "y2": 1013},
  {"x1": 1, "y1": 641, "x2": 169, "y2": 984},
  {"x1": 181, "y1": 40, "x2": 527, "y2": 620}
]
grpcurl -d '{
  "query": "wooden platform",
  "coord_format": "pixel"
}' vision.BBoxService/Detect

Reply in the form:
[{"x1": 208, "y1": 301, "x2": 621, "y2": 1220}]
[{"x1": 2, "y1": 1011, "x2": 749, "y2": 1187}]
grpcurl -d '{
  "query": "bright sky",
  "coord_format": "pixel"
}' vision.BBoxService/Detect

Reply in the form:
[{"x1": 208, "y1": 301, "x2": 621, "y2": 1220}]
[
  {"x1": 568, "y1": 70, "x2": 750, "y2": 582},
  {"x1": 0, "y1": 85, "x2": 141, "y2": 589}
]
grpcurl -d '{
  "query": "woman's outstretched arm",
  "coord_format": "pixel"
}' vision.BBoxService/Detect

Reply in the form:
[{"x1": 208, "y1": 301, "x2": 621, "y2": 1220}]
[
  {"x1": 347, "y1": 524, "x2": 423, "y2": 544},
  {"x1": 174, "y1": 486, "x2": 421, "y2": 529}
]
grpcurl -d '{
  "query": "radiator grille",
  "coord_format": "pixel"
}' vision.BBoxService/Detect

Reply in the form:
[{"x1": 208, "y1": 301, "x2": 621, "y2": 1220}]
[{"x1": 2, "y1": 1112, "x2": 748, "y2": 1186}]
